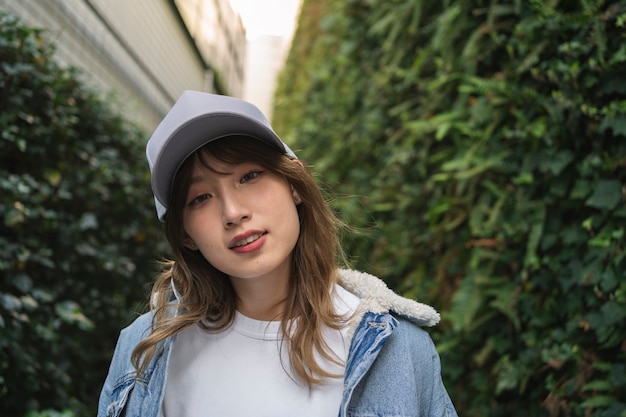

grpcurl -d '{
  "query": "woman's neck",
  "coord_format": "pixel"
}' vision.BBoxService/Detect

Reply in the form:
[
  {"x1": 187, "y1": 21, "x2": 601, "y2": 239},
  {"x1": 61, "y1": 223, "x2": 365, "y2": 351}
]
[{"x1": 229, "y1": 270, "x2": 290, "y2": 321}]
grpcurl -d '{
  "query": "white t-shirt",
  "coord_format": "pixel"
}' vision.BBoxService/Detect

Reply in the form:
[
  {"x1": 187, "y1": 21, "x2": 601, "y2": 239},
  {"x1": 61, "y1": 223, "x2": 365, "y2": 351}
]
[{"x1": 162, "y1": 285, "x2": 360, "y2": 417}]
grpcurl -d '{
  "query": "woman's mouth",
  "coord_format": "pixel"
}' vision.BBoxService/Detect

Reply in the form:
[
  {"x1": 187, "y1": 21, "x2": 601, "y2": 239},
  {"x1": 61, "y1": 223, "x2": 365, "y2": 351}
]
[
  {"x1": 229, "y1": 232, "x2": 267, "y2": 254},
  {"x1": 232, "y1": 233, "x2": 263, "y2": 248}
]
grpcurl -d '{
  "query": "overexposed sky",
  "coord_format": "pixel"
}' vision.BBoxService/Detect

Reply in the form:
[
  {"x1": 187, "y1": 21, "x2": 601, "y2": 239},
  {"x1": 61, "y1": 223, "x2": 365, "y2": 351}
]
[{"x1": 229, "y1": 0, "x2": 301, "y2": 39}]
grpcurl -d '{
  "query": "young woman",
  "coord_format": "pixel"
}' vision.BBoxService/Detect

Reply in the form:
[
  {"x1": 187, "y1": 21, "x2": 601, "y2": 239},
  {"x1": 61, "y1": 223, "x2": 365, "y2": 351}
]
[{"x1": 98, "y1": 91, "x2": 458, "y2": 417}]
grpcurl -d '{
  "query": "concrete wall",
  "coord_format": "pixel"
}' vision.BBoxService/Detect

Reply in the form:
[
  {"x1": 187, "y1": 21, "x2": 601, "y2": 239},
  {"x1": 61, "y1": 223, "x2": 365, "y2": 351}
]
[{"x1": 0, "y1": 0, "x2": 245, "y2": 132}]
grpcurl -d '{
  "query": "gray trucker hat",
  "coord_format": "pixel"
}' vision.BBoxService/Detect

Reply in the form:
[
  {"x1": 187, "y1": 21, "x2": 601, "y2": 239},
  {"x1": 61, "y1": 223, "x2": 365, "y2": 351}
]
[{"x1": 146, "y1": 91, "x2": 297, "y2": 221}]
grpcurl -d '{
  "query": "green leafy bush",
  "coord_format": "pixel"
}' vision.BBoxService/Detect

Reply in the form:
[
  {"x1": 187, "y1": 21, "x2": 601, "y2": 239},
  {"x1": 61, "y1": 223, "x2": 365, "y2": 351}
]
[
  {"x1": 275, "y1": 0, "x2": 626, "y2": 415},
  {"x1": 0, "y1": 13, "x2": 168, "y2": 416}
]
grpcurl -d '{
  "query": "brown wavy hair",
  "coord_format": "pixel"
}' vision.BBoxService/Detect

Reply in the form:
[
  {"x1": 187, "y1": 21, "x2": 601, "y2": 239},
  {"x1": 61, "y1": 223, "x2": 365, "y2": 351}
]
[{"x1": 131, "y1": 136, "x2": 348, "y2": 386}]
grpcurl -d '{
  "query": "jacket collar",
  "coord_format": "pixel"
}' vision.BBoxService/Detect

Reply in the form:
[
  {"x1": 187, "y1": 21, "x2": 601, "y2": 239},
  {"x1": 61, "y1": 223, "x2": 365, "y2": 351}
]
[{"x1": 337, "y1": 269, "x2": 440, "y2": 332}]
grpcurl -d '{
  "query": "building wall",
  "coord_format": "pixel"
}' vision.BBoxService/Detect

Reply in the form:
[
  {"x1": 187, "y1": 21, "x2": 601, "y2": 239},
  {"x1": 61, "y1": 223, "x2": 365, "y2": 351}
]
[
  {"x1": 175, "y1": 0, "x2": 246, "y2": 98},
  {"x1": 0, "y1": 0, "x2": 246, "y2": 132}
]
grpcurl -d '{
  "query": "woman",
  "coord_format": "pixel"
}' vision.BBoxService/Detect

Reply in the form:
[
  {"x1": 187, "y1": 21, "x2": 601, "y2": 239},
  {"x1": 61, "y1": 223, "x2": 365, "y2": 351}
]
[{"x1": 98, "y1": 91, "x2": 458, "y2": 417}]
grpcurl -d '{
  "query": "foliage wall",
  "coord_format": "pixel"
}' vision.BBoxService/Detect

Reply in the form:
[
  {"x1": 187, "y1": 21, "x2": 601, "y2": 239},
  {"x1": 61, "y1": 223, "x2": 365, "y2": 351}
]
[
  {"x1": 274, "y1": 0, "x2": 626, "y2": 416},
  {"x1": 0, "y1": 13, "x2": 168, "y2": 416}
]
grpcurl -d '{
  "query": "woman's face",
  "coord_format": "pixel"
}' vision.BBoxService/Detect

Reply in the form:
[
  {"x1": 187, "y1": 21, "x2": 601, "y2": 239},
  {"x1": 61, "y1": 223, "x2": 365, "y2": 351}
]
[{"x1": 181, "y1": 152, "x2": 301, "y2": 285}]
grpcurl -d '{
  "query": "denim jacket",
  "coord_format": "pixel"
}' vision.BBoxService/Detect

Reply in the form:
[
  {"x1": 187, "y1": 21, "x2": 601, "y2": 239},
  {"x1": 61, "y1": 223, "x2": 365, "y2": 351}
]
[{"x1": 98, "y1": 269, "x2": 458, "y2": 417}]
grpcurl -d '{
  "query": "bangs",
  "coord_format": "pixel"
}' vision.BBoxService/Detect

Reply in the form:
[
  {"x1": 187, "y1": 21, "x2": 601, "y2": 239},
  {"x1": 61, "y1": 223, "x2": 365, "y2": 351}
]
[
  {"x1": 170, "y1": 135, "x2": 288, "y2": 211},
  {"x1": 200, "y1": 135, "x2": 284, "y2": 168}
]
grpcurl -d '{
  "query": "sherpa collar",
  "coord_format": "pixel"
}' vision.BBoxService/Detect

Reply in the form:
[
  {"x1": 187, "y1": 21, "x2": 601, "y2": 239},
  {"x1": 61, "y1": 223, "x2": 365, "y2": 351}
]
[
  {"x1": 337, "y1": 269, "x2": 440, "y2": 331},
  {"x1": 164, "y1": 268, "x2": 440, "y2": 329}
]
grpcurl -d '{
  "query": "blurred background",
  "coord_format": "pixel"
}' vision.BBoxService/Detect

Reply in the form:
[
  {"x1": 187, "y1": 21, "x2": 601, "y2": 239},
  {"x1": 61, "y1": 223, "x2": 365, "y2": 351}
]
[{"x1": 0, "y1": 1, "x2": 625, "y2": 416}]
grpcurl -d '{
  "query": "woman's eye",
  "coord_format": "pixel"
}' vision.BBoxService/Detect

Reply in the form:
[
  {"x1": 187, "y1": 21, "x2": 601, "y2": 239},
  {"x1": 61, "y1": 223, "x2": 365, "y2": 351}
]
[
  {"x1": 187, "y1": 194, "x2": 210, "y2": 207},
  {"x1": 241, "y1": 170, "x2": 264, "y2": 183}
]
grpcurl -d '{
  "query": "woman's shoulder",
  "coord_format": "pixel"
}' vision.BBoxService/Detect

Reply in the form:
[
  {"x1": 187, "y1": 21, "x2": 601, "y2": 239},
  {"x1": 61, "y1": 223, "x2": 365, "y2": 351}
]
[
  {"x1": 114, "y1": 311, "x2": 154, "y2": 352},
  {"x1": 122, "y1": 311, "x2": 153, "y2": 333},
  {"x1": 391, "y1": 315, "x2": 438, "y2": 352}
]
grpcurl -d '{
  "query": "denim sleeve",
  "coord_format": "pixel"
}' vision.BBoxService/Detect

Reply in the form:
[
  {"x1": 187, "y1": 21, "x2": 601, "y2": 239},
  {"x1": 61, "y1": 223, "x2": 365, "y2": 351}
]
[
  {"x1": 346, "y1": 317, "x2": 458, "y2": 417},
  {"x1": 427, "y1": 332, "x2": 459, "y2": 417}
]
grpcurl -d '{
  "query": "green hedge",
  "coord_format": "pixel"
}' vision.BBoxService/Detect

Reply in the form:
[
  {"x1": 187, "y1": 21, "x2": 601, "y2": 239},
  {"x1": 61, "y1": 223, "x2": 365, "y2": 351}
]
[
  {"x1": 0, "y1": 13, "x2": 168, "y2": 416},
  {"x1": 274, "y1": 0, "x2": 626, "y2": 415}
]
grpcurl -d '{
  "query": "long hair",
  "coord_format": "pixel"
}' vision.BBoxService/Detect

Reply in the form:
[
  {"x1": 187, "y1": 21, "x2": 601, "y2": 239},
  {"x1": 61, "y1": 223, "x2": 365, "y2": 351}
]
[{"x1": 131, "y1": 136, "x2": 348, "y2": 386}]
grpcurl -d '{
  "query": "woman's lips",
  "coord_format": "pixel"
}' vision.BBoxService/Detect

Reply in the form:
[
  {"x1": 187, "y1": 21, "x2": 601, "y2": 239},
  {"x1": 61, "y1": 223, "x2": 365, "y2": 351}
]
[{"x1": 229, "y1": 231, "x2": 267, "y2": 252}]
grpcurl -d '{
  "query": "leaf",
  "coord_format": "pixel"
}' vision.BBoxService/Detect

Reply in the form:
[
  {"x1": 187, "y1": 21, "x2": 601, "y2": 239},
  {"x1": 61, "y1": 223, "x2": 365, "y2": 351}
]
[
  {"x1": 585, "y1": 180, "x2": 623, "y2": 209},
  {"x1": 8, "y1": 273, "x2": 33, "y2": 293},
  {"x1": 600, "y1": 301, "x2": 626, "y2": 327},
  {"x1": 489, "y1": 284, "x2": 521, "y2": 331},
  {"x1": 580, "y1": 395, "x2": 617, "y2": 408},
  {"x1": 0, "y1": 293, "x2": 21, "y2": 311},
  {"x1": 78, "y1": 212, "x2": 98, "y2": 230},
  {"x1": 494, "y1": 355, "x2": 523, "y2": 394},
  {"x1": 4, "y1": 203, "x2": 26, "y2": 226},
  {"x1": 599, "y1": 116, "x2": 626, "y2": 137},
  {"x1": 449, "y1": 273, "x2": 484, "y2": 333},
  {"x1": 541, "y1": 150, "x2": 575, "y2": 175},
  {"x1": 54, "y1": 301, "x2": 94, "y2": 331},
  {"x1": 582, "y1": 379, "x2": 614, "y2": 391}
]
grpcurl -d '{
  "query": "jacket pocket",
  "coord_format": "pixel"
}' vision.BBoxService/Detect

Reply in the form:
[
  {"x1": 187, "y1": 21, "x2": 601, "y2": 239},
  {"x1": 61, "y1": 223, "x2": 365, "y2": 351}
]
[{"x1": 105, "y1": 376, "x2": 135, "y2": 417}]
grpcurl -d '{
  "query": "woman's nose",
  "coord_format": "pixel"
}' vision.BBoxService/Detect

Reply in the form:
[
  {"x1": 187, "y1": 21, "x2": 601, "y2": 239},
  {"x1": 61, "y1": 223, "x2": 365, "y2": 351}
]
[{"x1": 221, "y1": 192, "x2": 250, "y2": 227}]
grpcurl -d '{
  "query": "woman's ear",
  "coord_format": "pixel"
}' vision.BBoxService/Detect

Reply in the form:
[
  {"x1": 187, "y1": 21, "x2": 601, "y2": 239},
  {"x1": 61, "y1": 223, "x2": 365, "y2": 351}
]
[
  {"x1": 290, "y1": 159, "x2": 305, "y2": 205},
  {"x1": 182, "y1": 237, "x2": 198, "y2": 251},
  {"x1": 290, "y1": 181, "x2": 303, "y2": 205},
  {"x1": 290, "y1": 183, "x2": 302, "y2": 205}
]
